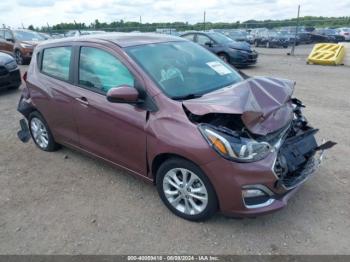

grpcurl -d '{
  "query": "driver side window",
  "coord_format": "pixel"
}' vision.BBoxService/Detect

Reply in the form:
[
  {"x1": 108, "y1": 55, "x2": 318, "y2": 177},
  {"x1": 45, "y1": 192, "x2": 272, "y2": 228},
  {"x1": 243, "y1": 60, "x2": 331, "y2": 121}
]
[
  {"x1": 79, "y1": 47, "x2": 135, "y2": 94},
  {"x1": 197, "y1": 34, "x2": 212, "y2": 45}
]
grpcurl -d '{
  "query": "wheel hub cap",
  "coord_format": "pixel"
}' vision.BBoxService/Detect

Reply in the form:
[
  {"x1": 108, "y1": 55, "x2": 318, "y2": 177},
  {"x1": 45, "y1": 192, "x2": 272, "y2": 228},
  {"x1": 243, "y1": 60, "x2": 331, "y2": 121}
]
[
  {"x1": 30, "y1": 118, "x2": 49, "y2": 149},
  {"x1": 163, "y1": 168, "x2": 208, "y2": 215}
]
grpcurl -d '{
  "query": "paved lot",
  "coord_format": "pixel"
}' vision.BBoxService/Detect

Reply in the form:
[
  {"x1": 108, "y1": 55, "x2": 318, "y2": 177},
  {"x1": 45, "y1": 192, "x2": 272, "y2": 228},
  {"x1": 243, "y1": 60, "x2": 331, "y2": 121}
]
[{"x1": 0, "y1": 45, "x2": 349, "y2": 255}]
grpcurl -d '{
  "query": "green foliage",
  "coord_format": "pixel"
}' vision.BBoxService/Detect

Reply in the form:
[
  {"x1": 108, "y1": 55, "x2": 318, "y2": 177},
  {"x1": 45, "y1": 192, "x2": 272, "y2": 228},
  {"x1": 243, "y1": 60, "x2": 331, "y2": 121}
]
[{"x1": 39, "y1": 16, "x2": 350, "y2": 33}]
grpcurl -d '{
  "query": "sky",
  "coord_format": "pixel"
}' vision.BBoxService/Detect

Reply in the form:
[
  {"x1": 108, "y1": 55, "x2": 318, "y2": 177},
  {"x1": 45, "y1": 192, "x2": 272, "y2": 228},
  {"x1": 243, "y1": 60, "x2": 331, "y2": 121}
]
[{"x1": 0, "y1": 0, "x2": 349, "y2": 28}]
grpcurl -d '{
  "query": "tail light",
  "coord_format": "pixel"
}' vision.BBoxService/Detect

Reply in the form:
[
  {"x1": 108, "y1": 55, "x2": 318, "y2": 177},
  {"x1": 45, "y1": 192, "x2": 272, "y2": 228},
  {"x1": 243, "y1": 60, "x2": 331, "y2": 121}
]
[{"x1": 23, "y1": 71, "x2": 27, "y2": 82}]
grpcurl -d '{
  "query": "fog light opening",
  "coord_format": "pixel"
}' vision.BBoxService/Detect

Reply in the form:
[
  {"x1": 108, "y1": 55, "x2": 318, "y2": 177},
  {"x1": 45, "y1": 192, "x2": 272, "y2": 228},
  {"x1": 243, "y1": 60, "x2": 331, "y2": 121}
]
[{"x1": 242, "y1": 187, "x2": 275, "y2": 209}]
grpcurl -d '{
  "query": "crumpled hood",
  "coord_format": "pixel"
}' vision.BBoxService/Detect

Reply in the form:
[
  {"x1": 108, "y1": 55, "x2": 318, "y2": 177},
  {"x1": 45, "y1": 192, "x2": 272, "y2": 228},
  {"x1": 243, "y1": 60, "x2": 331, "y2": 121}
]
[{"x1": 183, "y1": 77, "x2": 295, "y2": 135}]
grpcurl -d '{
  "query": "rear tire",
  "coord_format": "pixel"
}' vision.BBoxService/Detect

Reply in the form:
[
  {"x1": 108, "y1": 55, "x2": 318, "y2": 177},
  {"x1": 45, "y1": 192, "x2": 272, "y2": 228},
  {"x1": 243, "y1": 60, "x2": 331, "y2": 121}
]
[
  {"x1": 156, "y1": 158, "x2": 218, "y2": 221},
  {"x1": 28, "y1": 111, "x2": 60, "y2": 152}
]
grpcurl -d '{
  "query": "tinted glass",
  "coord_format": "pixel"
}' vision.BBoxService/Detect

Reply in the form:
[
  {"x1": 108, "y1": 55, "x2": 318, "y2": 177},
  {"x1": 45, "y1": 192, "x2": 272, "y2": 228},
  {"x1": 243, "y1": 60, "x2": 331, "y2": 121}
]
[
  {"x1": 4, "y1": 31, "x2": 12, "y2": 40},
  {"x1": 42, "y1": 47, "x2": 72, "y2": 81},
  {"x1": 197, "y1": 34, "x2": 211, "y2": 45},
  {"x1": 207, "y1": 32, "x2": 233, "y2": 43},
  {"x1": 0, "y1": 30, "x2": 4, "y2": 39},
  {"x1": 126, "y1": 41, "x2": 242, "y2": 99},
  {"x1": 79, "y1": 47, "x2": 134, "y2": 94},
  {"x1": 182, "y1": 34, "x2": 195, "y2": 41},
  {"x1": 13, "y1": 30, "x2": 45, "y2": 41}
]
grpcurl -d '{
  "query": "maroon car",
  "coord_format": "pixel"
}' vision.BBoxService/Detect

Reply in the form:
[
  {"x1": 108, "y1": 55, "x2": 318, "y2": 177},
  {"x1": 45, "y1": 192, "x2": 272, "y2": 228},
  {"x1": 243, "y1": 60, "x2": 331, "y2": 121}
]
[{"x1": 17, "y1": 33, "x2": 333, "y2": 221}]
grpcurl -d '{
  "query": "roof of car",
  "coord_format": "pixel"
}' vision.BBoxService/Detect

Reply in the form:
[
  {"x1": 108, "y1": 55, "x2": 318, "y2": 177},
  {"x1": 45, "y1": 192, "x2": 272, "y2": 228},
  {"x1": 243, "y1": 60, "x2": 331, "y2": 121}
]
[{"x1": 40, "y1": 32, "x2": 185, "y2": 48}]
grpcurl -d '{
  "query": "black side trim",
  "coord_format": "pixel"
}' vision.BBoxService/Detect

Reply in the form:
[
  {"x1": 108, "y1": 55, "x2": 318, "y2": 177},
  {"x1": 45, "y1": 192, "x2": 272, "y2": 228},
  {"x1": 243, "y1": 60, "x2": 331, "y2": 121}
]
[{"x1": 17, "y1": 96, "x2": 35, "y2": 118}]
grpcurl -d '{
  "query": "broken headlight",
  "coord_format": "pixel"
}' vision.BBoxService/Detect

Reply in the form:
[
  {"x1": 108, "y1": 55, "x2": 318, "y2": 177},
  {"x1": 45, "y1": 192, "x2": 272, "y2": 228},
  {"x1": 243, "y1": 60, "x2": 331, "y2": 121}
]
[{"x1": 199, "y1": 125, "x2": 272, "y2": 162}]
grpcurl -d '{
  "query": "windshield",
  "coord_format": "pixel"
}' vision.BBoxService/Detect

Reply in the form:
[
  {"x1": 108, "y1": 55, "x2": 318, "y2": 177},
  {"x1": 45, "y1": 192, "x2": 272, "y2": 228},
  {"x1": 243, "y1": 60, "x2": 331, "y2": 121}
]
[
  {"x1": 268, "y1": 31, "x2": 279, "y2": 37},
  {"x1": 231, "y1": 31, "x2": 247, "y2": 37},
  {"x1": 324, "y1": 29, "x2": 337, "y2": 35},
  {"x1": 208, "y1": 33, "x2": 233, "y2": 44},
  {"x1": 125, "y1": 41, "x2": 243, "y2": 99},
  {"x1": 13, "y1": 30, "x2": 45, "y2": 41}
]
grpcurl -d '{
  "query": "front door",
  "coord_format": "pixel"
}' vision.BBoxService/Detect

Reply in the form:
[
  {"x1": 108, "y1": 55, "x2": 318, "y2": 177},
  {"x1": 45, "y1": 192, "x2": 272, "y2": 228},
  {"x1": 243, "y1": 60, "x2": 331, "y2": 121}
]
[
  {"x1": 196, "y1": 34, "x2": 214, "y2": 52},
  {"x1": 73, "y1": 45, "x2": 147, "y2": 175}
]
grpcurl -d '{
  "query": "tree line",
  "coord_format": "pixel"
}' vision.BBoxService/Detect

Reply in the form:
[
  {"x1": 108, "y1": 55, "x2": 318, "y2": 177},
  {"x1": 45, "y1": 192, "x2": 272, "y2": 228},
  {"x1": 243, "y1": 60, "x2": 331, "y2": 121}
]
[{"x1": 27, "y1": 16, "x2": 350, "y2": 33}]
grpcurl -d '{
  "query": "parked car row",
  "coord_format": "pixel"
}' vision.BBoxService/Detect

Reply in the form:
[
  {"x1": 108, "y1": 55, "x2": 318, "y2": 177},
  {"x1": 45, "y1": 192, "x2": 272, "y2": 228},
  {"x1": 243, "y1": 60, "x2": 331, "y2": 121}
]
[{"x1": 213, "y1": 27, "x2": 349, "y2": 48}]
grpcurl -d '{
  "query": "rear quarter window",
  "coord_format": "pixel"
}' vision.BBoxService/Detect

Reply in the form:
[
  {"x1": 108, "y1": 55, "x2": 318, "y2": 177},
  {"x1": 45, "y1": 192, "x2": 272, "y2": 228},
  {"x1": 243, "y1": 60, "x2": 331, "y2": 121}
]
[{"x1": 41, "y1": 46, "x2": 72, "y2": 81}]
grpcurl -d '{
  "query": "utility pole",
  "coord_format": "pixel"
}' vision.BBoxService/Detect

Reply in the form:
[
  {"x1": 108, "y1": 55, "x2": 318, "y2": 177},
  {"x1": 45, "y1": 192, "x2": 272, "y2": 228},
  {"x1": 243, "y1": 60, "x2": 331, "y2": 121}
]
[
  {"x1": 74, "y1": 20, "x2": 81, "y2": 34},
  {"x1": 203, "y1": 11, "x2": 206, "y2": 31},
  {"x1": 290, "y1": 5, "x2": 300, "y2": 56},
  {"x1": 21, "y1": 22, "x2": 25, "y2": 29},
  {"x1": 47, "y1": 23, "x2": 52, "y2": 35}
]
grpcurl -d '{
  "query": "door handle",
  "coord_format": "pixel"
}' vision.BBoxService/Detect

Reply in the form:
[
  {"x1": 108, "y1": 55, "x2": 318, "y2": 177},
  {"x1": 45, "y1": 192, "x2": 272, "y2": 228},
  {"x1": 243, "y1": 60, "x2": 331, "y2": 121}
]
[{"x1": 75, "y1": 97, "x2": 89, "y2": 105}]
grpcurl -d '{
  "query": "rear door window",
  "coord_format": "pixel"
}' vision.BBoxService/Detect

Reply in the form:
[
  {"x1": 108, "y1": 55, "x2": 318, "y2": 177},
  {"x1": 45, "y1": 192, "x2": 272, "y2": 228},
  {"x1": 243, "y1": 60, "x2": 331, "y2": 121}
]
[
  {"x1": 78, "y1": 47, "x2": 134, "y2": 94},
  {"x1": 42, "y1": 47, "x2": 72, "y2": 81}
]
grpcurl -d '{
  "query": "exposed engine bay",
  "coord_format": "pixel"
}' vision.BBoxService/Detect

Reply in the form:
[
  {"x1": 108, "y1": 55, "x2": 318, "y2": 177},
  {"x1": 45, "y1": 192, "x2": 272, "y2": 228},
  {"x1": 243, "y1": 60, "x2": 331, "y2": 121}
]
[{"x1": 184, "y1": 98, "x2": 336, "y2": 189}]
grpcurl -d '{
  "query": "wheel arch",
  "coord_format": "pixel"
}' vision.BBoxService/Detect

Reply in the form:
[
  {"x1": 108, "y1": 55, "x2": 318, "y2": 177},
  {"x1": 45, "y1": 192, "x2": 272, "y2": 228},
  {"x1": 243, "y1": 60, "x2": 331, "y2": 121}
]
[{"x1": 151, "y1": 153, "x2": 198, "y2": 185}]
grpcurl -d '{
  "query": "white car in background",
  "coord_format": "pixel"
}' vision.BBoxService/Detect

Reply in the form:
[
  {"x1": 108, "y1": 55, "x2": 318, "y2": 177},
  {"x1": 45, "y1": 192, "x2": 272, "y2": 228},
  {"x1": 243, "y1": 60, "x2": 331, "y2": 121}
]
[
  {"x1": 65, "y1": 30, "x2": 106, "y2": 37},
  {"x1": 337, "y1": 28, "x2": 350, "y2": 41}
]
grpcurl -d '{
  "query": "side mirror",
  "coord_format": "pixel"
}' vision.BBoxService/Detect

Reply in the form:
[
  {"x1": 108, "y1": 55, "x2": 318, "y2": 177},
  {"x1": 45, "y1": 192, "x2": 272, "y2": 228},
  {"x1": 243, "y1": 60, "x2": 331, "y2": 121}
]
[
  {"x1": 106, "y1": 85, "x2": 140, "y2": 104},
  {"x1": 204, "y1": 41, "x2": 213, "y2": 47},
  {"x1": 6, "y1": 38, "x2": 14, "y2": 43}
]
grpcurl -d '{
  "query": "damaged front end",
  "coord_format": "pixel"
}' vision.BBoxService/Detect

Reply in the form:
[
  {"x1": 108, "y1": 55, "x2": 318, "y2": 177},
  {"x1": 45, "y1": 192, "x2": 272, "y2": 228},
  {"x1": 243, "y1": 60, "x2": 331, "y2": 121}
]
[{"x1": 183, "y1": 77, "x2": 336, "y2": 191}]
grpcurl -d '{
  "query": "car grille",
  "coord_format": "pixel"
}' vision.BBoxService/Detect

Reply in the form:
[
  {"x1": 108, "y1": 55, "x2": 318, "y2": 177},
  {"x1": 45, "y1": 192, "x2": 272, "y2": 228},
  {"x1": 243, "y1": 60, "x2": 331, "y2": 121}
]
[
  {"x1": 273, "y1": 129, "x2": 318, "y2": 189},
  {"x1": 0, "y1": 66, "x2": 8, "y2": 77}
]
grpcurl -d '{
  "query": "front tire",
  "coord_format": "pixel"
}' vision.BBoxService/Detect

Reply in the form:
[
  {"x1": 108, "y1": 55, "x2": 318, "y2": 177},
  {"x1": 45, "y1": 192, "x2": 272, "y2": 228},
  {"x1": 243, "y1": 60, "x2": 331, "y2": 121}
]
[
  {"x1": 29, "y1": 111, "x2": 59, "y2": 152},
  {"x1": 15, "y1": 50, "x2": 24, "y2": 65},
  {"x1": 156, "y1": 158, "x2": 218, "y2": 221},
  {"x1": 218, "y1": 53, "x2": 229, "y2": 63}
]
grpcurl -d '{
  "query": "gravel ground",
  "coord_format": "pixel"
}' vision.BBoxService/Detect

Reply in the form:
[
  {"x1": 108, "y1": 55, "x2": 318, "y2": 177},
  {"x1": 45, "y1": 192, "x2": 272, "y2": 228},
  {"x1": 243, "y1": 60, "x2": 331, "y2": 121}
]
[{"x1": 0, "y1": 45, "x2": 349, "y2": 255}]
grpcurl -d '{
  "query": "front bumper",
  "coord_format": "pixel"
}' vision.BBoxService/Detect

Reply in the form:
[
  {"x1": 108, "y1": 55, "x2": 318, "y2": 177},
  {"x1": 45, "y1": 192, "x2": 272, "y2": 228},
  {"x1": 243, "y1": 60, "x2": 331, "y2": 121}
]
[
  {"x1": 200, "y1": 137, "x2": 326, "y2": 217},
  {"x1": 0, "y1": 67, "x2": 21, "y2": 90},
  {"x1": 230, "y1": 50, "x2": 258, "y2": 67}
]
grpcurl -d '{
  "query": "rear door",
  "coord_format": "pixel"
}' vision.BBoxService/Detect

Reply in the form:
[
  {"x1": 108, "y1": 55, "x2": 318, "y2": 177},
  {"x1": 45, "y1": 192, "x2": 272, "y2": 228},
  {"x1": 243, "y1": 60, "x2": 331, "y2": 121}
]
[
  {"x1": 72, "y1": 44, "x2": 148, "y2": 175},
  {"x1": 32, "y1": 45, "x2": 80, "y2": 145}
]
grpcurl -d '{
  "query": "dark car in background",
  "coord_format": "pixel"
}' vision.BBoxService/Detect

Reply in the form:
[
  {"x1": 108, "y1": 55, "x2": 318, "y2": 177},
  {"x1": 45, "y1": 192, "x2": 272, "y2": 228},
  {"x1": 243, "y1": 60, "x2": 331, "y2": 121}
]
[
  {"x1": 314, "y1": 29, "x2": 345, "y2": 43},
  {"x1": 254, "y1": 30, "x2": 289, "y2": 48},
  {"x1": 180, "y1": 31, "x2": 258, "y2": 67},
  {"x1": 0, "y1": 52, "x2": 21, "y2": 91},
  {"x1": 0, "y1": 29, "x2": 45, "y2": 65},
  {"x1": 224, "y1": 30, "x2": 250, "y2": 43}
]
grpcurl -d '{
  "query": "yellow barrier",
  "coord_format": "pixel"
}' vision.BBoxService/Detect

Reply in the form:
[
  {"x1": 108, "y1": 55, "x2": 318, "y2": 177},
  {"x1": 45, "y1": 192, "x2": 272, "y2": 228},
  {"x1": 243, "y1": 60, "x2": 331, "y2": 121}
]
[{"x1": 307, "y1": 43, "x2": 345, "y2": 65}]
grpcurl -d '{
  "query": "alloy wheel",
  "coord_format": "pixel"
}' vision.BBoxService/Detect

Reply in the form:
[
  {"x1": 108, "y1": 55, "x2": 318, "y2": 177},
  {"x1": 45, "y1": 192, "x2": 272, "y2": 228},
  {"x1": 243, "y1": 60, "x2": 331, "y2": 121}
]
[
  {"x1": 163, "y1": 168, "x2": 208, "y2": 215},
  {"x1": 15, "y1": 50, "x2": 23, "y2": 65},
  {"x1": 30, "y1": 117, "x2": 49, "y2": 149}
]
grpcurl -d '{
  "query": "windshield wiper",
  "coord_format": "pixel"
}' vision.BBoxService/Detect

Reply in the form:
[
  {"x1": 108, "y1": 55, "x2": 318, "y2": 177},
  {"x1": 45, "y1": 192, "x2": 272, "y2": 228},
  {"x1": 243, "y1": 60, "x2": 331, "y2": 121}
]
[{"x1": 172, "y1": 93, "x2": 203, "y2": 101}]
